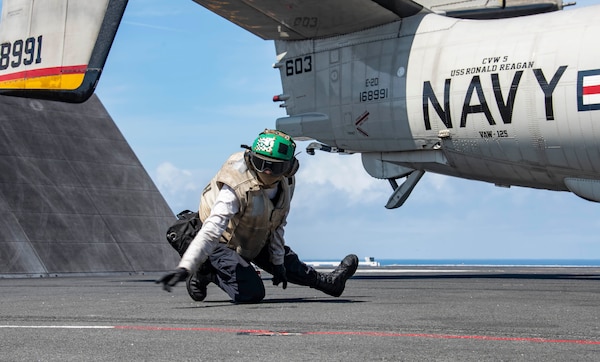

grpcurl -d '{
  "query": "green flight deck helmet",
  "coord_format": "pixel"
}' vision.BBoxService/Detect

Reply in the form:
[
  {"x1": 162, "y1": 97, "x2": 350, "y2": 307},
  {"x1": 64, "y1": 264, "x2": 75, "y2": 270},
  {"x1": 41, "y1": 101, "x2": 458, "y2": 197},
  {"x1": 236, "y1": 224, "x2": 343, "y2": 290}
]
[
  {"x1": 252, "y1": 129, "x2": 296, "y2": 161},
  {"x1": 250, "y1": 129, "x2": 298, "y2": 177}
]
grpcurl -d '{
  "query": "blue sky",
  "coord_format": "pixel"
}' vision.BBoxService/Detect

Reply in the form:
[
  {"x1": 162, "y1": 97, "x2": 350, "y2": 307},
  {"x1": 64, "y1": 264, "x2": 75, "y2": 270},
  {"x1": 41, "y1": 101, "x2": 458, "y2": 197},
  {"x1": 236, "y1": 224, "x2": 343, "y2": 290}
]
[{"x1": 88, "y1": 0, "x2": 600, "y2": 261}]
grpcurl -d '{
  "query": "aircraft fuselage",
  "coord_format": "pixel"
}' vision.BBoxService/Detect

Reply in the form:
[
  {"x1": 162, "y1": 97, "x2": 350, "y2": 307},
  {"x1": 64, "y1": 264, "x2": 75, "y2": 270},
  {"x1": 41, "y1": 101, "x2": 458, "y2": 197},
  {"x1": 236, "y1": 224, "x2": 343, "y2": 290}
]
[{"x1": 276, "y1": 6, "x2": 600, "y2": 201}]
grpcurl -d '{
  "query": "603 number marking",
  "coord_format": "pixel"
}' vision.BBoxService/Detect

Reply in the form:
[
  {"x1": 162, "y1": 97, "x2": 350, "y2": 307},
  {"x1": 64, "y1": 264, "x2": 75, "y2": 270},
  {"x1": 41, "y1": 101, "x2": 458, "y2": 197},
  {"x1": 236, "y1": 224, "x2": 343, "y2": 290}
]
[{"x1": 285, "y1": 55, "x2": 312, "y2": 76}]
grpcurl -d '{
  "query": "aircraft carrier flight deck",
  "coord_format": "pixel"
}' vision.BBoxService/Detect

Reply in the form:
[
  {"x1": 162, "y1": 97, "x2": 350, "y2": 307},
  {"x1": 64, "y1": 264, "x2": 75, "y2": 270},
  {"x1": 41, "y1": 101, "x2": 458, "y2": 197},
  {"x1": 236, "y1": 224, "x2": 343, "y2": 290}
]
[{"x1": 1, "y1": 265, "x2": 599, "y2": 361}]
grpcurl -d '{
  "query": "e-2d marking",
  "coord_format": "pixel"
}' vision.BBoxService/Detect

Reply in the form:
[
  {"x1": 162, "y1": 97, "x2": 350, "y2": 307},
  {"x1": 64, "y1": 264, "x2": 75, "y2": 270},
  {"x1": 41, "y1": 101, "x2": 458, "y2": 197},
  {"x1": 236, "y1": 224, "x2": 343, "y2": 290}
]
[{"x1": 359, "y1": 77, "x2": 389, "y2": 102}]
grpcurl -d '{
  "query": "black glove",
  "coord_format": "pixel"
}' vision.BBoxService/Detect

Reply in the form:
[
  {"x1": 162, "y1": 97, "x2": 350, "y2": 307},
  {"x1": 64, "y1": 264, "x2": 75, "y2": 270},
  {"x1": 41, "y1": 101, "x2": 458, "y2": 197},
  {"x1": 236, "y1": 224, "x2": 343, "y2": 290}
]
[
  {"x1": 272, "y1": 264, "x2": 287, "y2": 289},
  {"x1": 156, "y1": 267, "x2": 189, "y2": 292}
]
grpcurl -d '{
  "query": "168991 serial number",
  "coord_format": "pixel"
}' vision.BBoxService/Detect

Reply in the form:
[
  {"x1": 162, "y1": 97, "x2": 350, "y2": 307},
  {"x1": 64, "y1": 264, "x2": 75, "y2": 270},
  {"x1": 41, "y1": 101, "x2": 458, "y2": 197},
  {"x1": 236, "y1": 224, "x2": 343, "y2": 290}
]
[{"x1": 359, "y1": 88, "x2": 388, "y2": 102}]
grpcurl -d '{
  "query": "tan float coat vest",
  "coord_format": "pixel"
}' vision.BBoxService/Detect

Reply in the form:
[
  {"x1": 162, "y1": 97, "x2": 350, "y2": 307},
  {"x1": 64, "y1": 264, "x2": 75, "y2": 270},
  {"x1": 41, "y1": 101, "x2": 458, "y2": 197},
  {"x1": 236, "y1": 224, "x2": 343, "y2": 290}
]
[{"x1": 199, "y1": 151, "x2": 294, "y2": 260}]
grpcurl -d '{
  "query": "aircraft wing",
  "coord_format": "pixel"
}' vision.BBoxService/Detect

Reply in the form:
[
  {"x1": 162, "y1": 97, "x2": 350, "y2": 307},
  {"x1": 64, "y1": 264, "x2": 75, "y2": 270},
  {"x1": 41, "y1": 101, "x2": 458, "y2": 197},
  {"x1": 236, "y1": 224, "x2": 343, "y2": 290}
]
[
  {"x1": 191, "y1": 0, "x2": 424, "y2": 40},
  {"x1": 0, "y1": 0, "x2": 127, "y2": 103},
  {"x1": 192, "y1": 0, "x2": 563, "y2": 41},
  {"x1": 416, "y1": 0, "x2": 565, "y2": 18}
]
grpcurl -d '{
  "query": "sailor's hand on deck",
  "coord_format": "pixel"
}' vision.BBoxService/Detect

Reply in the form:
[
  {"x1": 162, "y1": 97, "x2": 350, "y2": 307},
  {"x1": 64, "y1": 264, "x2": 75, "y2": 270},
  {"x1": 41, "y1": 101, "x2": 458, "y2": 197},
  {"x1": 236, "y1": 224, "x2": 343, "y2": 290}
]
[
  {"x1": 156, "y1": 268, "x2": 189, "y2": 292},
  {"x1": 272, "y1": 264, "x2": 288, "y2": 289}
]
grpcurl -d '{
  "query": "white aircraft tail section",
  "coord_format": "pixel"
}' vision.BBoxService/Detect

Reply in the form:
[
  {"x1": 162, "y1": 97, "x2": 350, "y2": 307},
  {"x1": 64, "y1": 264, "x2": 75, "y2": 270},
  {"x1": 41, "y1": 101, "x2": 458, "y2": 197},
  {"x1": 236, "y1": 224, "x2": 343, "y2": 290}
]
[{"x1": 0, "y1": 0, "x2": 127, "y2": 103}]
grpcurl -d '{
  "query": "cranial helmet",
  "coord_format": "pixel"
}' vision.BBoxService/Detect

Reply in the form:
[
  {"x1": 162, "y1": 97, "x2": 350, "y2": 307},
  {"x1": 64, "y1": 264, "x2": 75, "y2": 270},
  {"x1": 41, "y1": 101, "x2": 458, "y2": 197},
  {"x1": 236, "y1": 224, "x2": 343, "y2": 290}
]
[
  {"x1": 251, "y1": 129, "x2": 296, "y2": 161},
  {"x1": 250, "y1": 129, "x2": 298, "y2": 177}
]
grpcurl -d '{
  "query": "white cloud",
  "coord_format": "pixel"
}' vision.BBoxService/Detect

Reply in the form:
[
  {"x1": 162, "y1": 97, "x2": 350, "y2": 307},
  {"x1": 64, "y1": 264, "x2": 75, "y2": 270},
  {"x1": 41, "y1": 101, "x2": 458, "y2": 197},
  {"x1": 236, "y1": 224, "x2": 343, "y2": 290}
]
[
  {"x1": 156, "y1": 162, "x2": 197, "y2": 191},
  {"x1": 294, "y1": 151, "x2": 388, "y2": 206},
  {"x1": 154, "y1": 162, "x2": 206, "y2": 212}
]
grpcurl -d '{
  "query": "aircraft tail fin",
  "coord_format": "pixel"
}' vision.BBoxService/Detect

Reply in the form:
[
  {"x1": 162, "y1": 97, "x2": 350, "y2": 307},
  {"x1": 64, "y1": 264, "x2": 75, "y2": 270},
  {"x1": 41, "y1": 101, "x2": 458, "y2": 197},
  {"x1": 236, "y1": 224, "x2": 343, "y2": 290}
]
[{"x1": 0, "y1": 0, "x2": 128, "y2": 103}]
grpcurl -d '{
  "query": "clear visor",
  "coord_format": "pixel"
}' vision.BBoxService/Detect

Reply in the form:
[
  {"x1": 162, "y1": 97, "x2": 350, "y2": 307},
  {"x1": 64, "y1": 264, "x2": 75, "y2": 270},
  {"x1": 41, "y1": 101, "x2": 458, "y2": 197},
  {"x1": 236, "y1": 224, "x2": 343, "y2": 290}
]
[{"x1": 250, "y1": 153, "x2": 290, "y2": 176}]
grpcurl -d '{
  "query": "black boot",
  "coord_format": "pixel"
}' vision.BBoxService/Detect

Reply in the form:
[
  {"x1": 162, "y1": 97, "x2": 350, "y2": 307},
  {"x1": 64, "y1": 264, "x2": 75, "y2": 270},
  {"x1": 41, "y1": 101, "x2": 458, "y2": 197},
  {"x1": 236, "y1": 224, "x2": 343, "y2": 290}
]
[
  {"x1": 312, "y1": 254, "x2": 359, "y2": 297},
  {"x1": 186, "y1": 263, "x2": 215, "y2": 301}
]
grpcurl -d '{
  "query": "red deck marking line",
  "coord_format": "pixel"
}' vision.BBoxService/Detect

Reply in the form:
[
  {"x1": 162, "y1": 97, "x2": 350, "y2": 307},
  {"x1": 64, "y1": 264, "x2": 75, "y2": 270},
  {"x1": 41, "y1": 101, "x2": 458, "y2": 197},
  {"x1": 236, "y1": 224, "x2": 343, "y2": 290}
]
[
  {"x1": 113, "y1": 326, "x2": 600, "y2": 345},
  {"x1": 304, "y1": 331, "x2": 600, "y2": 345}
]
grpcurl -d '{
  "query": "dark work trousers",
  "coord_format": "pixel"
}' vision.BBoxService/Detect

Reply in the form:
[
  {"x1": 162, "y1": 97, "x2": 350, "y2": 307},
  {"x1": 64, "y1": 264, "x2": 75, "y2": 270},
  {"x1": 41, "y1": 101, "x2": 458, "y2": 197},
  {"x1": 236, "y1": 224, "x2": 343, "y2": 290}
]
[{"x1": 205, "y1": 243, "x2": 318, "y2": 303}]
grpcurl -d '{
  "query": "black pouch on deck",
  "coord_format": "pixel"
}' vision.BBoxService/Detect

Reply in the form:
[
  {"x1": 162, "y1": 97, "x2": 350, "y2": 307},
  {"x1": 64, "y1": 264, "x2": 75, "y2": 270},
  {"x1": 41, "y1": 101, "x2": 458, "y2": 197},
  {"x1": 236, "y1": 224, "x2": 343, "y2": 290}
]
[{"x1": 166, "y1": 210, "x2": 202, "y2": 256}]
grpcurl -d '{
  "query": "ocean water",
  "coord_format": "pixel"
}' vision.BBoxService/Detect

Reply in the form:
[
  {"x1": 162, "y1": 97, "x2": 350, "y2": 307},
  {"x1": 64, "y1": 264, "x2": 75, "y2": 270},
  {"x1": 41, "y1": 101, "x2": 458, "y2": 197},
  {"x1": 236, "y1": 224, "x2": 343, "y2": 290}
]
[{"x1": 377, "y1": 259, "x2": 600, "y2": 266}]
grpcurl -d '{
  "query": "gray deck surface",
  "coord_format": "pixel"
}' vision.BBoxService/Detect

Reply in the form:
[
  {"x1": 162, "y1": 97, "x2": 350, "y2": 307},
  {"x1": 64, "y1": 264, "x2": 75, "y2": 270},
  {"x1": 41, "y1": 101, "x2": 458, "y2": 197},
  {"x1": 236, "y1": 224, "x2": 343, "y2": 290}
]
[{"x1": 1, "y1": 266, "x2": 599, "y2": 361}]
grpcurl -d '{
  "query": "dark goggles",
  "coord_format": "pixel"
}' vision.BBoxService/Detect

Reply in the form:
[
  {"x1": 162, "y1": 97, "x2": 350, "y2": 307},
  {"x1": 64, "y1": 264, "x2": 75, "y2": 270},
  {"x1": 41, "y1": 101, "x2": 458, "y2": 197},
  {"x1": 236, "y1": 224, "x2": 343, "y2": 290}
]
[{"x1": 250, "y1": 153, "x2": 290, "y2": 176}]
